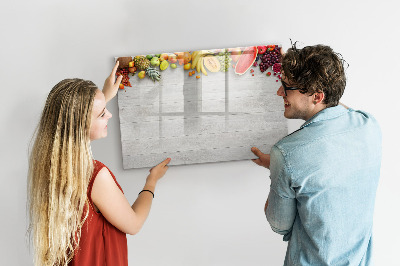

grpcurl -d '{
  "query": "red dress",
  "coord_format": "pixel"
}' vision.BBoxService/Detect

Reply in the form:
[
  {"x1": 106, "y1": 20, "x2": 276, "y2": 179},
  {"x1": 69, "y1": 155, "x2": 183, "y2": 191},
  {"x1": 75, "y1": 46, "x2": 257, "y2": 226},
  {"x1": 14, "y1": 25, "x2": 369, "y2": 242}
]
[{"x1": 69, "y1": 160, "x2": 128, "y2": 266}]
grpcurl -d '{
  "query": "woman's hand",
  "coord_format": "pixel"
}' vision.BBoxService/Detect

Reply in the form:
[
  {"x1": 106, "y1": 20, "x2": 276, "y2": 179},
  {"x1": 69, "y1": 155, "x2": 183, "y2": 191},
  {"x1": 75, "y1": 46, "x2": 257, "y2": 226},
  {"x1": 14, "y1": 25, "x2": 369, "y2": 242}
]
[
  {"x1": 251, "y1": 147, "x2": 271, "y2": 169},
  {"x1": 147, "y1": 158, "x2": 171, "y2": 185},
  {"x1": 102, "y1": 61, "x2": 123, "y2": 103}
]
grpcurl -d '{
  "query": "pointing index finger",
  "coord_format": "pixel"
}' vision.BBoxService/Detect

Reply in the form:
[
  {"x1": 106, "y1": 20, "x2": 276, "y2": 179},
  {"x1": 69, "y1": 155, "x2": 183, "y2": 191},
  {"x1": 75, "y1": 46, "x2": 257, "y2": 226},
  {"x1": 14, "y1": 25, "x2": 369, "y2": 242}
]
[{"x1": 163, "y1": 158, "x2": 171, "y2": 166}]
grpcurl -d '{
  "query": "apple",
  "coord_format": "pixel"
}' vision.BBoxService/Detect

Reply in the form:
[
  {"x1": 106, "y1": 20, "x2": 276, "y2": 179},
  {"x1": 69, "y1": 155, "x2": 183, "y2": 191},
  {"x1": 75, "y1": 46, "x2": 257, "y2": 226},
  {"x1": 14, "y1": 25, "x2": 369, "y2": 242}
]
[
  {"x1": 175, "y1": 52, "x2": 184, "y2": 65},
  {"x1": 128, "y1": 61, "x2": 134, "y2": 68},
  {"x1": 159, "y1": 53, "x2": 169, "y2": 61},
  {"x1": 257, "y1": 46, "x2": 267, "y2": 54},
  {"x1": 151, "y1": 57, "x2": 160, "y2": 67},
  {"x1": 183, "y1": 52, "x2": 192, "y2": 64},
  {"x1": 128, "y1": 67, "x2": 136, "y2": 73},
  {"x1": 168, "y1": 54, "x2": 177, "y2": 63}
]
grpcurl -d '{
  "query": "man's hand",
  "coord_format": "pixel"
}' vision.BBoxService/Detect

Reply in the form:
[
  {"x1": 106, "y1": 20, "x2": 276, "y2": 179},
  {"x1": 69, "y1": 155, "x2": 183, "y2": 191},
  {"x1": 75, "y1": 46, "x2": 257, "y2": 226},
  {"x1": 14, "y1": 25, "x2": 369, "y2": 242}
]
[
  {"x1": 251, "y1": 147, "x2": 271, "y2": 169},
  {"x1": 103, "y1": 61, "x2": 123, "y2": 103}
]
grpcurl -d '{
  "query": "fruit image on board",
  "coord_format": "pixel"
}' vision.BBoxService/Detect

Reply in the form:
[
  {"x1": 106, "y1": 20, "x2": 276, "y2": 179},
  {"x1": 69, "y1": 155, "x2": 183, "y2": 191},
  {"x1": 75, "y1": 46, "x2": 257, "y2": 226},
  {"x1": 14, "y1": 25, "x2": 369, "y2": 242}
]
[
  {"x1": 160, "y1": 60, "x2": 169, "y2": 71},
  {"x1": 257, "y1": 46, "x2": 267, "y2": 54},
  {"x1": 235, "y1": 46, "x2": 258, "y2": 75},
  {"x1": 146, "y1": 67, "x2": 161, "y2": 82},
  {"x1": 116, "y1": 57, "x2": 133, "y2": 69},
  {"x1": 203, "y1": 56, "x2": 221, "y2": 72},
  {"x1": 168, "y1": 54, "x2": 177, "y2": 63},
  {"x1": 114, "y1": 44, "x2": 281, "y2": 91},
  {"x1": 151, "y1": 57, "x2": 160, "y2": 67},
  {"x1": 175, "y1": 52, "x2": 184, "y2": 65},
  {"x1": 228, "y1": 48, "x2": 242, "y2": 62},
  {"x1": 159, "y1": 54, "x2": 169, "y2": 61},
  {"x1": 183, "y1": 52, "x2": 192, "y2": 64},
  {"x1": 138, "y1": 71, "x2": 146, "y2": 79},
  {"x1": 116, "y1": 67, "x2": 131, "y2": 87},
  {"x1": 133, "y1": 56, "x2": 150, "y2": 71},
  {"x1": 128, "y1": 66, "x2": 136, "y2": 73}
]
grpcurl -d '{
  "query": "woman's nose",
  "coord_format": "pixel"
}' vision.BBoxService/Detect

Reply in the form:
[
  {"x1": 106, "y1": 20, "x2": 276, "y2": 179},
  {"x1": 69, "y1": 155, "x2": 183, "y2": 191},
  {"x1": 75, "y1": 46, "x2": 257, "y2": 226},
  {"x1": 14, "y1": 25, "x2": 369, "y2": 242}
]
[{"x1": 107, "y1": 110, "x2": 112, "y2": 119}]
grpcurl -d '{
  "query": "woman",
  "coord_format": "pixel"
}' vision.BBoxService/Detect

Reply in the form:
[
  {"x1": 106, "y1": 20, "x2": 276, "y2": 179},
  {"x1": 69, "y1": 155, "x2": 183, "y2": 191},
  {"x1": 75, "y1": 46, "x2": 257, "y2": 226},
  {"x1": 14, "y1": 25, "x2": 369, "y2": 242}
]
[{"x1": 27, "y1": 62, "x2": 171, "y2": 266}]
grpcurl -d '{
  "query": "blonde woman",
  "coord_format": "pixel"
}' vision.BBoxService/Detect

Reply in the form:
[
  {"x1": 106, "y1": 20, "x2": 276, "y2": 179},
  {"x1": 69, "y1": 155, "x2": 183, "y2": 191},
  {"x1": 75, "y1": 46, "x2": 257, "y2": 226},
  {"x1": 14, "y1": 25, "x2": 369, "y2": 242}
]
[{"x1": 27, "y1": 61, "x2": 171, "y2": 266}]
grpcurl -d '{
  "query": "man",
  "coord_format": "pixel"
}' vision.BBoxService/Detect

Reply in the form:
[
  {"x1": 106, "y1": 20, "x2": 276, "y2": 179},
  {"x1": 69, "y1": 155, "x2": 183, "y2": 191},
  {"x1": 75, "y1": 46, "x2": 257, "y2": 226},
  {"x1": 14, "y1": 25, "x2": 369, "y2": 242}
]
[{"x1": 251, "y1": 44, "x2": 382, "y2": 265}]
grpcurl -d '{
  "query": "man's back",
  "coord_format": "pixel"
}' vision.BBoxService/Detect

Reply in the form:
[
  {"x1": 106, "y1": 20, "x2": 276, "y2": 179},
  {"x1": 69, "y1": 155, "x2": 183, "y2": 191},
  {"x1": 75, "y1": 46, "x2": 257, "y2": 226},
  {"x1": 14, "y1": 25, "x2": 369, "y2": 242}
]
[{"x1": 267, "y1": 105, "x2": 382, "y2": 266}]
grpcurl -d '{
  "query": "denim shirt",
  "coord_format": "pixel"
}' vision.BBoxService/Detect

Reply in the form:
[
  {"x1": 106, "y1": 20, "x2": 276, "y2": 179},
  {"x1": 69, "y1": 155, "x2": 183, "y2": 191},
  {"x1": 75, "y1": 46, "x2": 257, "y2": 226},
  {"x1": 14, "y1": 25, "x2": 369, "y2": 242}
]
[{"x1": 266, "y1": 105, "x2": 382, "y2": 266}]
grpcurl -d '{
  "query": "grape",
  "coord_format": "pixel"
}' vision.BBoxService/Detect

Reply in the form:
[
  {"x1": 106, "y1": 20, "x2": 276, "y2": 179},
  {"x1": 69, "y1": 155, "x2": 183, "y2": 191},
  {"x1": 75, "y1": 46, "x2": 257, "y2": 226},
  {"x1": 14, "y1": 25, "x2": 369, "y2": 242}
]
[{"x1": 259, "y1": 45, "x2": 282, "y2": 73}]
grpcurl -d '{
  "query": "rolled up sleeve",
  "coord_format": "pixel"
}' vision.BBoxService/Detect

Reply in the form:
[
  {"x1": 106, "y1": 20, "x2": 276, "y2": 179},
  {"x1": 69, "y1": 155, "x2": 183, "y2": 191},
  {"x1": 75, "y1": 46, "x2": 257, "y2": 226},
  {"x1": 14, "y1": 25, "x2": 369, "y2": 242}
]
[{"x1": 266, "y1": 145, "x2": 297, "y2": 241}]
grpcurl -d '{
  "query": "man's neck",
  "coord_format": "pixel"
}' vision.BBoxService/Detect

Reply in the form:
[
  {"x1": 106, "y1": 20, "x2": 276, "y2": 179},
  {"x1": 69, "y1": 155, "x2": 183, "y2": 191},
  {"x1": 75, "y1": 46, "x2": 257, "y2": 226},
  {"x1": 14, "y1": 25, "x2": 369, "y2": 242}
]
[{"x1": 304, "y1": 104, "x2": 327, "y2": 121}]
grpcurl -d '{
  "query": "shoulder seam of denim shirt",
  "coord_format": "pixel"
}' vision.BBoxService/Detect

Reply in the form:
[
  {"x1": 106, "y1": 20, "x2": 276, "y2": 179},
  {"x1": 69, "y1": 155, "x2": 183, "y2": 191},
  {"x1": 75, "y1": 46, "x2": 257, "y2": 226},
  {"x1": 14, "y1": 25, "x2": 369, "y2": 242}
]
[
  {"x1": 283, "y1": 126, "x2": 372, "y2": 186},
  {"x1": 275, "y1": 107, "x2": 349, "y2": 149},
  {"x1": 284, "y1": 126, "x2": 363, "y2": 156}
]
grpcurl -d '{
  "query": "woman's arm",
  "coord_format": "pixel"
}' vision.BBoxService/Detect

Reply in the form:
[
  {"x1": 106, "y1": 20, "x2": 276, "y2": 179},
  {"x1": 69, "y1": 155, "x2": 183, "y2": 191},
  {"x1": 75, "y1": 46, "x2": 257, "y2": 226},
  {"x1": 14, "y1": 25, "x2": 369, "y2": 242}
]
[{"x1": 91, "y1": 158, "x2": 171, "y2": 235}]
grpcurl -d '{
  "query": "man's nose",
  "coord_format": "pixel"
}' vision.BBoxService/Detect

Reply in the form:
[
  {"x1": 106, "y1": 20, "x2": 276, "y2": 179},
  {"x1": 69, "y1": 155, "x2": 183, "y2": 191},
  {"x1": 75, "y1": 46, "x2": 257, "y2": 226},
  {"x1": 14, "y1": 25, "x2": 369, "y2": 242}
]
[{"x1": 277, "y1": 85, "x2": 285, "y2": 96}]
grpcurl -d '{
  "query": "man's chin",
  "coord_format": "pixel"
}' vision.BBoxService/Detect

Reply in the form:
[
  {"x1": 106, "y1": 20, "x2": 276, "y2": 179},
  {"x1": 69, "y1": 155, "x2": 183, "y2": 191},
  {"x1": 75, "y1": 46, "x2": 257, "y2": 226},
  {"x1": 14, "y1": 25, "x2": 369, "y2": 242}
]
[{"x1": 283, "y1": 111, "x2": 292, "y2": 119}]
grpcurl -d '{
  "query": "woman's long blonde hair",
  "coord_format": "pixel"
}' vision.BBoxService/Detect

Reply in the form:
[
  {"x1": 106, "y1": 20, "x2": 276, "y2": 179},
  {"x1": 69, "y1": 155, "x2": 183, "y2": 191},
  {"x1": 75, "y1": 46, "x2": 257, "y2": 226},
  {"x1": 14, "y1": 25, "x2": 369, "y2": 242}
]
[{"x1": 28, "y1": 79, "x2": 98, "y2": 265}]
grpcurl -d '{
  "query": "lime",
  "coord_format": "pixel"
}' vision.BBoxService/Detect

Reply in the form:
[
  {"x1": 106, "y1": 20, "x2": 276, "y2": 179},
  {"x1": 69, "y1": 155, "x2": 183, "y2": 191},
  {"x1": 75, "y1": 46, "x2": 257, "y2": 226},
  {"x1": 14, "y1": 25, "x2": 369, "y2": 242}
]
[{"x1": 146, "y1": 54, "x2": 153, "y2": 60}]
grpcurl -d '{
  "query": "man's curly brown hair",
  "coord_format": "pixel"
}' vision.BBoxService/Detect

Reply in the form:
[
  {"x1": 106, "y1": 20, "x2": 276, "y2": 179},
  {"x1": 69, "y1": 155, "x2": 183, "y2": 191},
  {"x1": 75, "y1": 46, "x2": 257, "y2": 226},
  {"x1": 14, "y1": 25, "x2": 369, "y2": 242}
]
[{"x1": 282, "y1": 42, "x2": 348, "y2": 107}]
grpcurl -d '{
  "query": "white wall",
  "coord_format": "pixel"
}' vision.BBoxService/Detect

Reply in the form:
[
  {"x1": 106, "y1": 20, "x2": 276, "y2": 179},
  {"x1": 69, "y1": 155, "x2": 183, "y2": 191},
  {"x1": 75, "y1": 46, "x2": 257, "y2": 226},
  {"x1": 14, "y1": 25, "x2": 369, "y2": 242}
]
[{"x1": 1, "y1": 0, "x2": 399, "y2": 265}]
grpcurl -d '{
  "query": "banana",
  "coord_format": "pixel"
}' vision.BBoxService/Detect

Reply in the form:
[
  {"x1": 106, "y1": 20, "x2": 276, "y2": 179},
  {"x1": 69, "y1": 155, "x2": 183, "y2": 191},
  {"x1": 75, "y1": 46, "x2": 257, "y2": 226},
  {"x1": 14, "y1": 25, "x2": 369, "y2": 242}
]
[
  {"x1": 192, "y1": 51, "x2": 201, "y2": 70},
  {"x1": 196, "y1": 56, "x2": 201, "y2": 73},
  {"x1": 191, "y1": 50, "x2": 199, "y2": 60}
]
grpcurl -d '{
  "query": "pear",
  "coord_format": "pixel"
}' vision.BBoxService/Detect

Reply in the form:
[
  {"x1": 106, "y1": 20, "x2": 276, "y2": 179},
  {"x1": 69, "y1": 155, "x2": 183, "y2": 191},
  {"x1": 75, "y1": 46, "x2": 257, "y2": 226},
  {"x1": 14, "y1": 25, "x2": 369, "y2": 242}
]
[{"x1": 138, "y1": 71, "x2": 146, "y2": 79}]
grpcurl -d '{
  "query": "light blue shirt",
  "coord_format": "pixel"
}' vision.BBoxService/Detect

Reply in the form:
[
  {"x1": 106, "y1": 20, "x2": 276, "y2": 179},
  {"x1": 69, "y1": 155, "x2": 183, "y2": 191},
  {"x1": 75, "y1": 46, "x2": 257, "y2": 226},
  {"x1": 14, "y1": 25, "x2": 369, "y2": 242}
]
[{"x1": 266, "y1": 105, "x2": 382, "y2": 266}]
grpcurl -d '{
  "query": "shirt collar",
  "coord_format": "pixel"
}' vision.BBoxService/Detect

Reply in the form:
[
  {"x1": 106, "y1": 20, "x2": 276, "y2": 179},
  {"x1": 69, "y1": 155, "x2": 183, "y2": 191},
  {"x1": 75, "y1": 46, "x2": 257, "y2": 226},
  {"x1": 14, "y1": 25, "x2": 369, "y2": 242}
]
[{"x1": 300, "y1": 105, "x2": 349, "y2": 129}]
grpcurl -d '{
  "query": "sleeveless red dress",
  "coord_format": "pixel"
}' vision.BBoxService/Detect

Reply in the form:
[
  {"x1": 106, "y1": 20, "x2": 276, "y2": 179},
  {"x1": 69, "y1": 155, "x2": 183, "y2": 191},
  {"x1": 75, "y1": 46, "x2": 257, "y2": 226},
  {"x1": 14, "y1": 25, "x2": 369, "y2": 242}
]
[{"x1": 69, "y1": 160, "x2": 128, "y2": 266}]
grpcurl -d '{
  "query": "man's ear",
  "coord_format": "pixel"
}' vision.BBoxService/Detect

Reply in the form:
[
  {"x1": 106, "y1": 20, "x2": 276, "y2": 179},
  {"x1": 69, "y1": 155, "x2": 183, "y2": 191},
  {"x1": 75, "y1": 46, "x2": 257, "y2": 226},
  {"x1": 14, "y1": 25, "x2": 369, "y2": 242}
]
[{"x1": 313, "y1": 92, "x2": 325, "y2": 105}]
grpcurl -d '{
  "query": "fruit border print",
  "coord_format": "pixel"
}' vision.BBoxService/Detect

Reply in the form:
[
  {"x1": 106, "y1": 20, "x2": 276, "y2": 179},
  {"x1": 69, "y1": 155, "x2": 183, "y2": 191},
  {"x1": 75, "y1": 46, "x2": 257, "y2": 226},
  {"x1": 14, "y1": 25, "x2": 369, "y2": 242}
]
[{"x1": 116, "y1": 45, "x2": 287, "y2": 169}]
